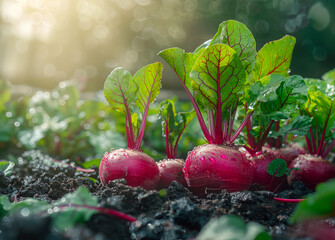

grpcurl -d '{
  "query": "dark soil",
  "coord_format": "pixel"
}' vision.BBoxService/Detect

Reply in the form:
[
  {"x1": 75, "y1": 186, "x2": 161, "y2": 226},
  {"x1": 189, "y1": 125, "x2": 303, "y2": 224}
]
[{"x1": 0, "y1": 150, "x2": 316, "y2": 240}]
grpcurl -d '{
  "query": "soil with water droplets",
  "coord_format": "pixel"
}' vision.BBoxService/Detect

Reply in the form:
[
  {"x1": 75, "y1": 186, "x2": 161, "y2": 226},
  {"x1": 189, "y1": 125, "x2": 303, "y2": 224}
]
[{"x1": 0, "y1": 150, "x2": 322, "y2": 240}]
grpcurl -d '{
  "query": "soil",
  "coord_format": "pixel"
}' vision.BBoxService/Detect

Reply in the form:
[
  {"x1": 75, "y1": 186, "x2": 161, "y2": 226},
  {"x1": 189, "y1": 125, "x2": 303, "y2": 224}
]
[{"x1": 0, "y1": 150, "x2": 320, "y2": 240}]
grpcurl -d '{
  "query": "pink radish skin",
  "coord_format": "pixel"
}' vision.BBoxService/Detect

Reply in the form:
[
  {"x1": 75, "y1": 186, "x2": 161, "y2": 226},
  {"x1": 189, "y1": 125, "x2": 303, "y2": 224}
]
[
  {"x1": 249, "y1": 151, "x2": 287, "y2": 192},
  {"x1": 99, "y1": 148, "x2": 160, "y2": 190},
  {"x1": 277, "y1": 143, "x2": 307, "y2": 165},
  {"x1": 288, "y1": 154, "x2": 335, "y2": 189},
  {"x1": 157, "y1": 158, "x2": 187, "y2": 189},
  {"x1": 183, "y1": 144, "x2": 253, "y2": 196}
]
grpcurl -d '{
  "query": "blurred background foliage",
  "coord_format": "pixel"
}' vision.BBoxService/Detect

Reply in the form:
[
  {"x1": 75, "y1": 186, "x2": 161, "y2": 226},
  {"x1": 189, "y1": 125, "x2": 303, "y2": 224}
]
[{"x1": 0, "y1": 0, "x2": 334, "y2": 93}]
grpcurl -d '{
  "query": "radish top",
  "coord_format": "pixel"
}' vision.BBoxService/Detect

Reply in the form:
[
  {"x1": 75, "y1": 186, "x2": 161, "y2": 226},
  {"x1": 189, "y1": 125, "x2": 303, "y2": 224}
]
[
  {"x1": 159, "y1": 20, "x2": 257, "y2": 145},
  {"x1": 104, "y1": 62, "x2": 163, "y2": 150},
  {"x1": 159, "y1": 99, "x2": 195, "y2": 159},
  {"x1": 302, "y1": 68, "x2": 335, "y2": 158}
]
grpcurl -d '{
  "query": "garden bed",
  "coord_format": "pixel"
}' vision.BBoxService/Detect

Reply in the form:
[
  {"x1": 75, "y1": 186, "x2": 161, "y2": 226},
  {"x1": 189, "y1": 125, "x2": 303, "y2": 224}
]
[{"x1": 0, "y1": 150, "x2": 321, "y2": 240}]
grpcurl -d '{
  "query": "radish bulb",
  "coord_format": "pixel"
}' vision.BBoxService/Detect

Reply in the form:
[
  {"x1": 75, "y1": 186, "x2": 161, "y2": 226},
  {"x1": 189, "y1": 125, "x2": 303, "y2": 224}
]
[
  {"x1": 100, "y1": 149, "x2": 159, "y2": 189},
  {"x1": 288, "y1": 155, "x2": 335, "y2": 189},
  {"x1": 156, "y1": 100, "x2": 194, "y2": 188},
  {"x1": 184, "y1": 144, "x2": 253, "y2": 195},
  {"x1": 99, "y1": 63, "x2": 162, "y2": 189},
  {"x1": 157, "y1": 158, "x2": 187, "y2": 188}
]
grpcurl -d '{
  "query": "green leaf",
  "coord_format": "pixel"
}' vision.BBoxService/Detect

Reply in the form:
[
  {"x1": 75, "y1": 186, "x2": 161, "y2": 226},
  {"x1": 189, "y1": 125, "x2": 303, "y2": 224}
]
[
  {"x1": 267, "y1": 159, "x2": 288, "y2": 177},
  {"x1": 209, "y1": 20, "x2": 257, "y2": 73},
  {"x1": 134, "y1": 62, "x2": 163, "y2": 114},
  {"x1": 290, "y1": 179, "x2": 335, "y2": 224},
  {"x1": 104, "y1": 67, "x2": 138, "y2": 113},
  {"x1": 251, "y1": 35, "x2": 296, "y2": 82},
  {"x1": 197, "y1": 215, "x2": 271, "y2": 240},
  {"x1": 269, "y1": 115, "x2": 312, "y2": 138},
  {"x1": 159, "y1": 99, "x2": 176, "y2": 134},
  {"x1": 52, "y1": 187, "x2": 98, "y2": 231},
  {"x1": 191, "y1": 44, "x2": 246, "y2": 112},
  {"x1": 0, "y1": 195, "x2": 11, "y2": 217},
  {"x1": 158, "y1": 48, "x2": 203, "y2": 94},
  {"x1": 0, "y1": 187, "x2": 99, "y2": 231},
  {"x1": 256, "y1": 75, "x2": 307, "y2": 118},
  {"x1": 322, "y1": 68, "x2": 335, "y2": 82},
  {"x1": 306, "y1": 78, "x2": 335, "y2": 99},
  {"x1": 0, "y1": 161, "x2": 15, "y2": 176},
  {"x1": 307, "y1": 90, "x2": 335, "y2": 136},
  {"x1": 159, "y1": 99, "x2": 195, "y2": 156}
]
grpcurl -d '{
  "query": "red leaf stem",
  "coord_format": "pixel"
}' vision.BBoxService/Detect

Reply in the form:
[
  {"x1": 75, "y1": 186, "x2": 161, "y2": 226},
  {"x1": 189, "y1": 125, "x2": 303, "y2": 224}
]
[
  {"x1": 273, "y1": 197, "x2": 305, "y2": 203},
  {"x1": 244, "y1": 103, "x2": 256, "y2": 148},
  {"x1": 317, "y1": 105, "x2": 331, "y2": 155},
  {"x1": 305, "y1": 135, "x2": 313, "y2": 154},
  {"x1": 255, "y1": 120, "x2": 275, "y2": 152},
  {"x1": 322, "y1": 139, "x2": 335, "y2": 158},
  {"x1": 230, "y1": 110, "x2": 255, "y2": 144},
  {"x1": 309, "y1": 127, "x2": 316, "y2": 154}
]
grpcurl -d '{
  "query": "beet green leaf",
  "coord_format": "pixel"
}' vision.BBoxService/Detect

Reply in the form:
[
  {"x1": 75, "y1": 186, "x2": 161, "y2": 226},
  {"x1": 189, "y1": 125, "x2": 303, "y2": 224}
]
[
  {"x1": 104, "y1": 63, "x2": 163, "y2": 149},
  {"x1": 134, "y1": 62, "x2": 162, "y2": 113},
  {"x1": 104, "y1": 68, "x2": 138, "y2": 114},
  {"x1": 251, "y1": 35, "x2": 296, "y2": 82},
  {"x1": 209, "y1": 20, "x2": 256, "y2": 73},
  {"x1": 158, "y1": 48, "x2": 203, "y2": 94},
  {"x1": 191, "y1": 44, "x2": 246, "y2": 112},
  {"x1": 269, "y1": 115, "x2": 312, "y2": 138},
  {"x1": 307, "y1": 90, "x2": 335, "y2": 140},
  {"x1": 267, "y1": 158, "x2": 288, "y2": 177},
  {"x1": 159, "y1": 99, "x2": 195, "y2": 158},
  {"x1": 254, "y1": 75, "x2": 307, "y2": 119}
]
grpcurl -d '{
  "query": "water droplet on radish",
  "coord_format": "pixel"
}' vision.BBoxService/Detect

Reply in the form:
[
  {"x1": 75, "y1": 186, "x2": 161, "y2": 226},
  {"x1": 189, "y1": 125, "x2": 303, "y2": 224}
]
[
  {"x1": 221, "y1": 154, "x2": 226, "y2": 159},
  {"x1": 211, "y1": 152, "x2": 215, "y2": 155},
  {"x1": 209, "y1": 157, "x2": 216, "y2": 163},
  {"x1": 160, "y1": 163, "x2": 166, "y2": 168},
  {"x1": 200, "y1": 156, "x2": 205, "y2": 163}
]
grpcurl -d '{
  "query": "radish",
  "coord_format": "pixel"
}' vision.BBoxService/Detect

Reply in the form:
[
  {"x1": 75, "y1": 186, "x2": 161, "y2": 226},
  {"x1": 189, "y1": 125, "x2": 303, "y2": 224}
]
[
  {"x1": 156, "y1": 100, "x2": 194, "y2": 188},
  {"x1": 276, "y1": 143, "x2": 307, "y2": 165},
  {"x1": 157, "y1": 158, "x2": 187, "y2": 188},
  {"x1": 159, "y1": 20, "x2": 256, "y2": 195},
  {"x1": 288, "y1": 75, "x2": 335, "y2": 189},
  {"x1": 99, "y1": 63, "x2": 162, "y2": 190},
  {"x1": 239, "y1": 33, "x2": 309, "y2": 191}
]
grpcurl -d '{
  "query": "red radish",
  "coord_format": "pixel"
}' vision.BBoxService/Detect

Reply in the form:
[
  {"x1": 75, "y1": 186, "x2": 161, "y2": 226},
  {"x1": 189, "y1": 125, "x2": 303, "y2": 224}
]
[
  {"x1": 100, "y1": 149, "x2": 159, "y2": 190},
  {"x1": 156, "y1": 100, "x2": 194, "y2": 188},
  {"x1": 288, "y1": 80, "x2": 335, "y2": 188},
  {"x1": 184, "y1": 144, "x2": 253, "y2": 195},
  {"x1": 276, "y1": 143, "x2": 307, "y2": 165},
  {"x1": 157, "y1": 159, "x2": 187, "y2": 188},
  {"x1": 159, "y1": 21, "x2": 257, "y2": 196},
  {"x1": 249, "y1": 150, "x2": 286, "y2": 192},
  {"x1": 243, "y1": 74, "x2": 307, "y2": 192},
  {"x1": 288, "y1": 155, "x2": 335, "y2": 189},
  {"x1": 99, "y1": 63, "x2": 162, "y2": 189}
]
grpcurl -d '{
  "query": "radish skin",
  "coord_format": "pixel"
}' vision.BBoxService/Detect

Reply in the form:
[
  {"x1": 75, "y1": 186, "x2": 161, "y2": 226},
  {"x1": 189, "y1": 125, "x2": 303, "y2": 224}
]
[
  {"x1": 183, "y1": 144, "x2": 253, "y2": 196},
  {"x1": 288, "y1": 154, "x2": 335, "y2": 189},
  {"x1": 157, "y1": 158, "x2": 187, "y2": 188},
  {"x1": 249, "y1": 150, "x2": 286, "y2": 192},
  {"x1": 99, "y1": 148, "x2": 160, "y2": 190},
  {"x1": 277, "y1": 143, "x2": 307, "y2": 165}
]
